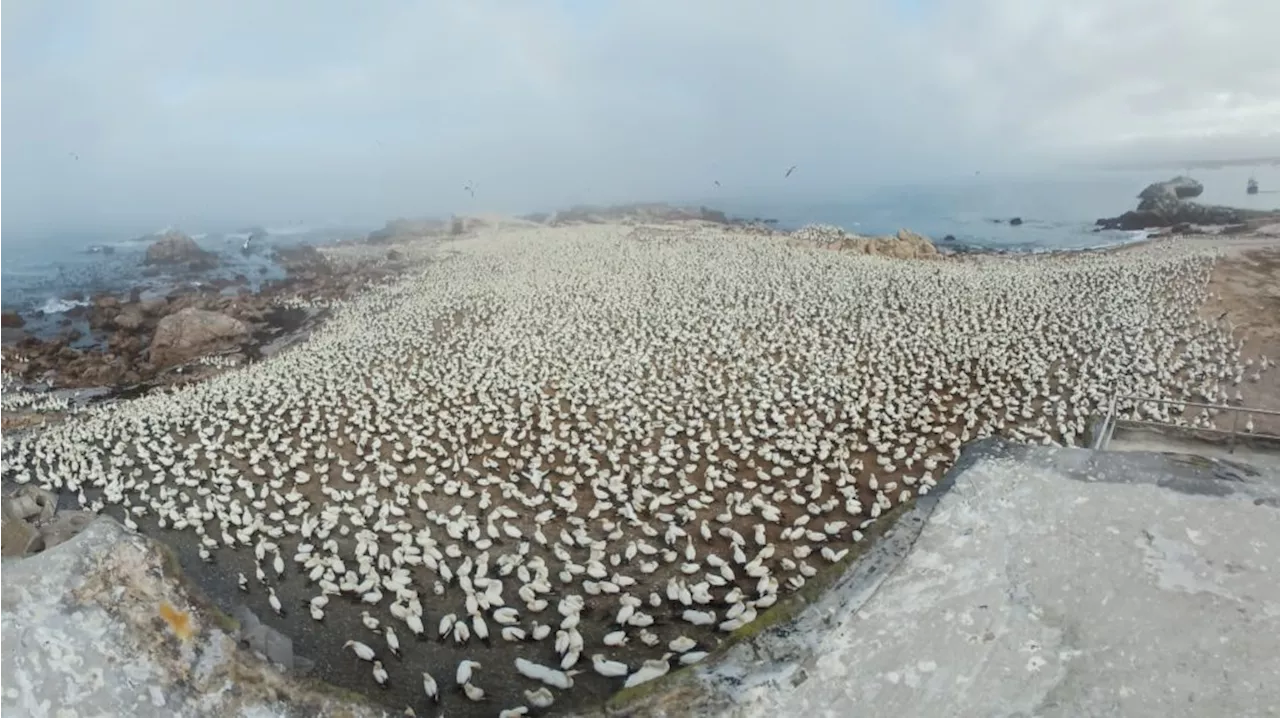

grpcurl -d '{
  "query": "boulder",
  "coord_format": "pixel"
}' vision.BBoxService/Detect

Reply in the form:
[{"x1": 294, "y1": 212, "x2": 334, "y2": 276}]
[
  {"x1": 366, "y1": 217, "x2": 446, "y2": 244},
  {"x1": 273, "y1": 244, "x2": 332, "y2": 275},
  {"x1": 144, "y1": 230, "x2": 216, "y2": 267},
  {"x1": 114, "y1": 310, "x2": 146, "y2": 332},
  {"x1": 1009, "y1": 217, "x2": 1023, "y2": 226},
  {"x1": 1, "y1": 518, "x2": 384, "y2": 717},
  {"x1": 149, "y1": 308, "x2": 249, "y2": 368},
  {"x1": 1138, "y1": 175, "x2": 1203, "y2": 202},
  {"x1": 140, "y1": 298, "x2": 169, "y2": 316},
  {"x1": 791, "y1": 225, "x2": 939, "y2": 259},
  {"x1": 1, "y1": 487, "x2": 61, "y2": 557},
  {"x1": 1, "y1": 311, "x2": 24, "y2": 328},
  {"x1": 1097, "y1": 176, "x2": 1276, "y2": 230}
]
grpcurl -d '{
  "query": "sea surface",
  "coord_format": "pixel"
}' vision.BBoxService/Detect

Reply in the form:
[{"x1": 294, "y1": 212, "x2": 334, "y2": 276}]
[
  {"x1": 1, "y1": 226, "x2": 362, "y2": 308},
  {"x1": 3, "y1": 165, "x2": 1277, "y2": 323},
  {"x1": 716, "y1": 165, "x2": 1280, "y2": 251}
]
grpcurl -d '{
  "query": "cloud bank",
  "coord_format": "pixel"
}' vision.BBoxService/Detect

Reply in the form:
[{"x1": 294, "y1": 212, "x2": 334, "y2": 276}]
[{"x1": 3, "y1": 0, "x2": 1278, "y2": 236}]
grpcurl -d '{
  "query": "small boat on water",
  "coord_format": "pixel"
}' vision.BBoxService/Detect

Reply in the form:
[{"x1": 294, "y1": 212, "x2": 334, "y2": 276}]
[{"x1": 1247, "y1": 177, "x2": 1259, "y2": 195}]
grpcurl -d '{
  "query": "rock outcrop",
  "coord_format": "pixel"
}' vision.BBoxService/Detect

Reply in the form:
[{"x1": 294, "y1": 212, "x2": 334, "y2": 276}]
[
  {"x1": 1096, "y1": 176, "x2": 1276, "y2": 230},
  {"x1": 149, "y1": 308, "x2": 250, "y2": 367},
  {"x1": 273, "y1": 244, "x2": 332, "y2": 276},
  {"x1": 366, "y1": 217, "x2": 447, "y2": 244},
  {"x1": 549, "y1": 203, "x2": 744, "y2": 226},
  {"x1": 2, "y1": 485, "x2": 100, "y2": 558},
  {"x1": 1141, "y1": 175, "x2": 1204, "y2": 200},
  {"x1": 1, "y1": 517, "x2": 386, "y2": 717},
  {"x1": 144, "y1": 231, "x2": 218, "y2": 269},
  {"x1": 792, "y1": 225, "x2": 939, "y2": 259},
  {"x1": 1, "y1": 311, "x2": 24, "y2": 328}
]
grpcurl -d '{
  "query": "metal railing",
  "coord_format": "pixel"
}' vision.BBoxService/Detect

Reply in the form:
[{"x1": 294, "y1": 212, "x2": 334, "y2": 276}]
[{"x1": 1094, "y1": 393, "x2": 1280, "y2": 452}]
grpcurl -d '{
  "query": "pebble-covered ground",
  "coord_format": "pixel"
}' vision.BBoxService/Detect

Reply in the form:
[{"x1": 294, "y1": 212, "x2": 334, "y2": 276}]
[{"x1": 2, "y1": 222, "x2": 1266, "y2": 717}]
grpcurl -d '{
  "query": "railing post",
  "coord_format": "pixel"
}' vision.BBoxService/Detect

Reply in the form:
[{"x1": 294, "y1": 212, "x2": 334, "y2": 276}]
[
  {"x1": 1101, "y1": 393, "x2": 1119, "y2": 451},
  {"x1": 1230, "y1": 409, "x2": 1239, "y2": 454}
]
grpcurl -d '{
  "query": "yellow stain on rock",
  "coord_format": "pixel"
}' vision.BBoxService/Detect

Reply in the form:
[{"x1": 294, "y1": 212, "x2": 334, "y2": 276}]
[{"x1": 159, "y1": 601, "x2": 195, "y2": 641}]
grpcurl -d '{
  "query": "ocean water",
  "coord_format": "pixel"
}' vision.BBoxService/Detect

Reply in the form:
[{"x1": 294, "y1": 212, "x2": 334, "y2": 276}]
[
  {"x1": 3, "y1": 166, "x2": 1277, "y2": 322},
  {"x1": 0, "y1": 226, "x2": 364, "y2": 313},
  {"x1": 716, "y1": 165, "x2": 1280, "y2": 251}
]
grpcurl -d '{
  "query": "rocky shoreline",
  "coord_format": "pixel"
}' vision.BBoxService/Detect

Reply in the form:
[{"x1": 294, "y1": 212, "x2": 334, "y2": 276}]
[
  {"x1": 1095, "y1": 175, "x2": 1280, "y2": 231},
  {"x1": 1, "y1": 231, "x2": 420, "y2": 419},
  {"x1": 3, "y1": 186, "x2": 1269, "y2": 416}
]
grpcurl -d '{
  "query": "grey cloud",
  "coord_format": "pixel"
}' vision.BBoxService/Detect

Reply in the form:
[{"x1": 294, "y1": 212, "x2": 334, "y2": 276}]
[{"x1": 3, "y1": 0, "x2": 1278, "y2": 237}]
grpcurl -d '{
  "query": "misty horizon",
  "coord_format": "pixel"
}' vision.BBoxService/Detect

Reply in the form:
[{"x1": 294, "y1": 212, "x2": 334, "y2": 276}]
[{"x1": 4, "y1": 1, "x2": 1279, "y2": 239}]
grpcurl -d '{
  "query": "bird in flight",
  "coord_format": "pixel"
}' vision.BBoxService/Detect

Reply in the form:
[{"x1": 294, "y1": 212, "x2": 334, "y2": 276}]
[
  {"x1": 713, "y1": 180, "x2": 721, "y2": 188},
  {"x1": 463, "y1": 181, "x2": 476, "y2": 198},
  {"x1": 784, "y1": 165, "x2": 797, "y2": 178}
]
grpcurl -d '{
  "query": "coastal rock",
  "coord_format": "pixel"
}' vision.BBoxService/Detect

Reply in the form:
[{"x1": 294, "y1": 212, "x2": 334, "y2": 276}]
[
  {"x1": 149, "y1": 308, "x2": 249, "y2": 368},
  {"x1": 792, "y1": 225, "x2": 939, "y2": 259},
  {"x1": 1, "y1": 311, "x2": 24, "y2": 328},
  {"x1": 548, "y1": 203, "x2": 747, "y2": 227},
  {"x1": 1, "y1": 487, "x2": 59, "y2": 557},
  {"x1": 1138, "y1": 175, "x2": 1203, "y2": 202},
  {"x1": 144, "y1": 231, "x2": 217, "y2": 268},
  {"x1": 1009, "y1": 217, "x2": 1023, "y2": 226},
  {"x1": 114, "y1": 310, "x2": 146, "y2": 332},
  {"x1": 1096, "y1": 175, "x2": 1274, "y2": 230},
  {"x1": 0, "y1": 518, "x2": 385, "y2": 717},
  {"x1": 367, "y1": 217, "x2": 446, "y2": 244},
  {"x1": 273, "y1": 244, "x2": 332, "y2": 275}
]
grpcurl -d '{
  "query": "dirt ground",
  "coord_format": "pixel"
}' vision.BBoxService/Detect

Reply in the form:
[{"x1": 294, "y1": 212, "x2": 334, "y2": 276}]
[{"x1": 1180, "y1": 230, "x2": 1280, "y2": 434}]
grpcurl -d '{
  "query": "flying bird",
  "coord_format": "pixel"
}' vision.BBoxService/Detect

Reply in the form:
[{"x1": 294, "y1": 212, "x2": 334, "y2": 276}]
[
  {"x1": 464, "y1": 181, "x2": 477, "y2": 198},
  {"x1": 784, "y1": 165, "x2": 797, "y2": 178},
  {"x1": 713, "y1": 180, "x2": 721, "y2": 188}
]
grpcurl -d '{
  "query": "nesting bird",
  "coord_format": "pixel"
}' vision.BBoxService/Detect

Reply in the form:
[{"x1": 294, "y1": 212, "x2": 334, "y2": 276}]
[{"x1": 0, "y1": 220, "x2": 1255, "y2": 714}]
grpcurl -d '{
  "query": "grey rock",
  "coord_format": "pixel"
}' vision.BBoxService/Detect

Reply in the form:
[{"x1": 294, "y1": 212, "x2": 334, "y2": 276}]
[
  {"x1": 5, "y1": 485, "x2": 57, "y2": 522},
  {"x1": 1097, "y1": 175, "x2": 1277, "y2": 230},
  {"x1": 144, "y1": 230, "x2": 217, "y2": 267},
  {"x1": 149, "y1": 307, "x2": 250, "y2": 368},
  {"x1": 114, "y1": 309, "x2": 146, "y2": 331},
  {"x1": 1, "y1": 517, "x2": 386, "y2": 717},
  {"x1": 36, "y1": 510, "x2": 96, "y2": 551},
  {"x1": 0, "y1": 512, "x2": 39, "y2": 557}
]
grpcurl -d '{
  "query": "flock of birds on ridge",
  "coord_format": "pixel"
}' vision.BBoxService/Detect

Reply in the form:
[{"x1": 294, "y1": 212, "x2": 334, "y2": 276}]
[{"x1": 1, "y1": 222, "x2": 1270, "y2": 716}]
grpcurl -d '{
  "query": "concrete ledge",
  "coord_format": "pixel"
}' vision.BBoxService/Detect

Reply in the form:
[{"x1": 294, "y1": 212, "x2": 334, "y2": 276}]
[{"x1": 590, "y1": 439, "x2": 1280, "y2": 717}]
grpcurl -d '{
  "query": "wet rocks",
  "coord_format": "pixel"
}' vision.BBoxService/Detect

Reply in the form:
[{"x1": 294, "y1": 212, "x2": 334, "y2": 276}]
[
  {"x1": 1, "y1": 311, "x2": 24, "y2": 328},
  {"x1": 144, "y1": 230, "x2": 218, "y2": 269},
  {"x1": 114, "y1": 310, "x2": 146, "y2": 332},
  {"x1": 273, "y1": 244, "x2": 333, "y2": 276},
  {"x1": 367, "y1": 218, "x2": 447, "y2": 244},
  {"x1": 3, "y1": 245, "x2": 401, "y2": 392},
  {"x1": 149, "y1": 308, "x2": 250, "y2": 368},
  {"x1": 1096, "y1": 176, "x2": 1276, "y2": 231}
]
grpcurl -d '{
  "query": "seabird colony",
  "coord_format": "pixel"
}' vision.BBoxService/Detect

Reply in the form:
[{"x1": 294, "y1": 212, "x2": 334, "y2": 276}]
[{"x1": 0, "y1": 223, "x2": 1253, "y2": 714}]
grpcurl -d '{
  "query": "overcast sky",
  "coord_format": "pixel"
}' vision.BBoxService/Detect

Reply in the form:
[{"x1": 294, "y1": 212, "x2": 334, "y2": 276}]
[{"x1": 4, "y1": 0, "x2": 1278, "y2": 237}]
